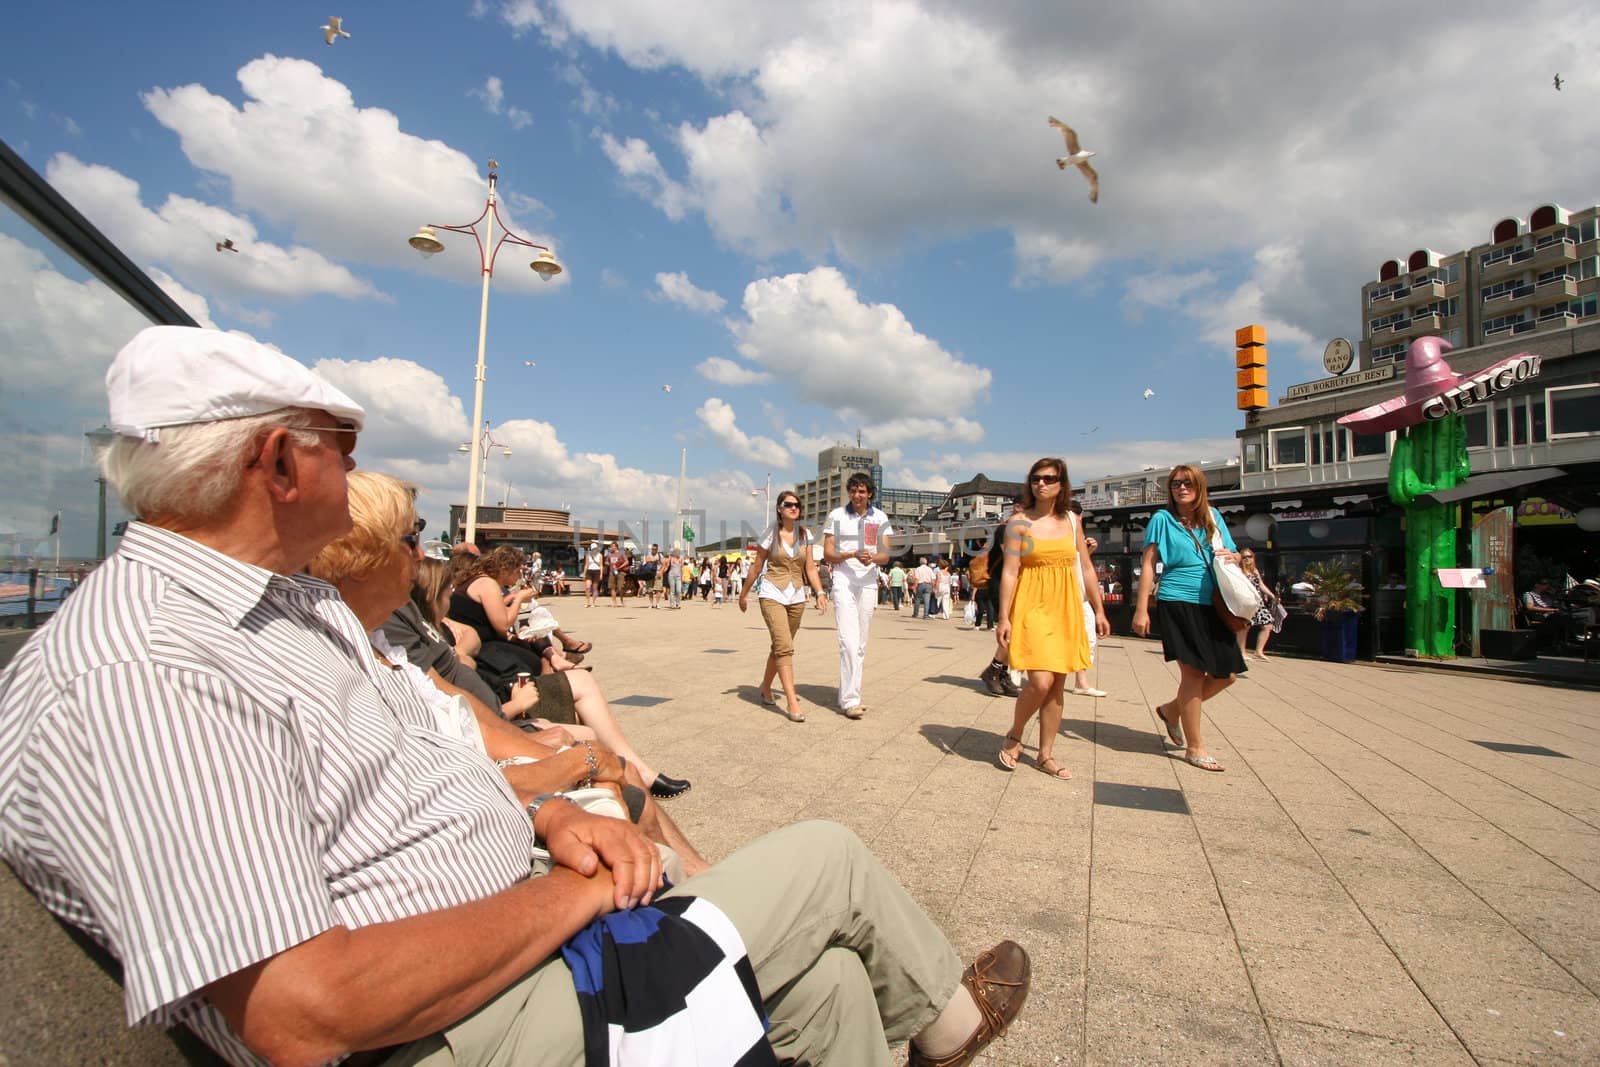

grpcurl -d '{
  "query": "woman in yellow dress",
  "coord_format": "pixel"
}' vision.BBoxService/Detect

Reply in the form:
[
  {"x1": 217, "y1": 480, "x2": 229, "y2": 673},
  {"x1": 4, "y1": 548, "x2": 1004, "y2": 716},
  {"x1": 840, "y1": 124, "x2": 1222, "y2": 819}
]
[{"x1": 996, "y1": 457, "x2": 1111, "y2": 779}]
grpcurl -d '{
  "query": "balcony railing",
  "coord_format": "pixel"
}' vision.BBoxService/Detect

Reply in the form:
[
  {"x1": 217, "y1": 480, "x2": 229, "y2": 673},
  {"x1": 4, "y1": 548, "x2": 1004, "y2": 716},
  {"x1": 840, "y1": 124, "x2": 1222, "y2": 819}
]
[
  {"x1": 1536, "y1": 275, "x2": 1578, "y2": 297},
  {"x1": 1532, "y1": 237, "x2": 1577, "y2": 267},
  {"x1": 1534, "y1": 310, "x2": 1577, "y2": 333},
  {"x1": 1483, "y1": 317, "x2": 1535, "y2": 338}
]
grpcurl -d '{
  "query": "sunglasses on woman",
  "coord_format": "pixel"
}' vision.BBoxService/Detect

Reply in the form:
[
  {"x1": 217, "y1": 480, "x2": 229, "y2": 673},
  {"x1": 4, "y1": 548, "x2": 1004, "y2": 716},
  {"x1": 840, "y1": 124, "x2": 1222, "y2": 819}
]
[
  {"x1": 1169, "y1": 478, "x2": 1195, "y2": 490},
  {"x1": 1029, "y1": 473, "x2": 1061, "y2": 485},
  {"x1": 779, "y1": 500, "x2": 801, "y2": 509}
]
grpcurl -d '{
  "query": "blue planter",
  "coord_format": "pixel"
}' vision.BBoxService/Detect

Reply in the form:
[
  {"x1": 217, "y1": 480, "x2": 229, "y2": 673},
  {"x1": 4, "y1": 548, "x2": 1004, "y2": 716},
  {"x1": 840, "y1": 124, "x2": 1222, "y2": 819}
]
[{"x1": 1320, "y1": 612, "x2": 1360, "y2": 662}]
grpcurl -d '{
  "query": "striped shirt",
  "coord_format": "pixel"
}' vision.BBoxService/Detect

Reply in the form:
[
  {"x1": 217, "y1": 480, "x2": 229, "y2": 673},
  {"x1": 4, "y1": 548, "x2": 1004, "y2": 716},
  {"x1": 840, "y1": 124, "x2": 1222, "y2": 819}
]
[{"x1": 0, "y1": 522, "x2": 534, "y2": 1065}]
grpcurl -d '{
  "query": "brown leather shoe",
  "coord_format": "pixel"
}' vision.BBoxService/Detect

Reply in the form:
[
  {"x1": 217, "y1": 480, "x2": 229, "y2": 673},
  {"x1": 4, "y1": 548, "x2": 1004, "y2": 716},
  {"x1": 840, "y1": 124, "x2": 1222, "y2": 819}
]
[
  {"x1": 980, "y1": 662, "x2": 1008, "y2": 696},
  {"x1": 908, "y1": 940, "x2": 1031, "y2": 1067}
]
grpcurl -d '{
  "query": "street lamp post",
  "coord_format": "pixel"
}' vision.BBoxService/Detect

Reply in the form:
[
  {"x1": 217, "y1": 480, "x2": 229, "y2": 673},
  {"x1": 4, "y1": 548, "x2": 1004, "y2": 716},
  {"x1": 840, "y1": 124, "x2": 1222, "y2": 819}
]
[
  {"x1": 410, "y1": 160, "x2": 562, "y2": 544},
  {"x1": 457, "y1": 422, "x2": 512, "y2": 508},
  {"x1": 84, "y1": 425, "x2": 116, "y2": 561}
]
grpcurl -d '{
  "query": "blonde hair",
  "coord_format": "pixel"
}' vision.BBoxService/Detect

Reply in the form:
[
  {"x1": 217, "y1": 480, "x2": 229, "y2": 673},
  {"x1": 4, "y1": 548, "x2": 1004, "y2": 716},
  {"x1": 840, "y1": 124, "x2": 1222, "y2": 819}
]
[{"x1": 306, "y1": 471, "x2": 414, "y2": 586}]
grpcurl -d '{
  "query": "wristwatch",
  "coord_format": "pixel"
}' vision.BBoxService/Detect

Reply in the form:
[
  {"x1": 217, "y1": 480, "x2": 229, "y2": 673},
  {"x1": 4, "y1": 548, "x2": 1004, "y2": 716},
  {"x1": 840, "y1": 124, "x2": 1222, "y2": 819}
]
[{"x1": 525, "y1": 792, "x2": 574, "y2": 835}]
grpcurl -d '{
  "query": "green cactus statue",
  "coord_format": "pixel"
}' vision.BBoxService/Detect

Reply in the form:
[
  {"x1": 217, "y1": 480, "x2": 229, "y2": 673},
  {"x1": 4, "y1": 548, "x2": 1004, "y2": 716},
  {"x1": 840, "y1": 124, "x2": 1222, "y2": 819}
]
[{"x1": 1387, "y1": 415, "x2": 1468, "y2": 657}]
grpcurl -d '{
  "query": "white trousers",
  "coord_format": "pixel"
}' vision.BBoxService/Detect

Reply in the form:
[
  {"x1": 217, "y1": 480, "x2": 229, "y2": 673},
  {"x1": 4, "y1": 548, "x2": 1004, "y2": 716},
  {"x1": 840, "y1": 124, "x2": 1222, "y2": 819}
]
[{"x1": 832, "y1": 578, "x2": 878, "y2": 710}]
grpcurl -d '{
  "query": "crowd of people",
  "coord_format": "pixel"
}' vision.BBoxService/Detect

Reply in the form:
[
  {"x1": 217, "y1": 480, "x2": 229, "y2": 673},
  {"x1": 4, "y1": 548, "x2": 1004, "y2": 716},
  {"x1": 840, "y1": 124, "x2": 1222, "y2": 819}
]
[{"x1": 0, "y1": 327, "x2": 1032, "y2": 1067}]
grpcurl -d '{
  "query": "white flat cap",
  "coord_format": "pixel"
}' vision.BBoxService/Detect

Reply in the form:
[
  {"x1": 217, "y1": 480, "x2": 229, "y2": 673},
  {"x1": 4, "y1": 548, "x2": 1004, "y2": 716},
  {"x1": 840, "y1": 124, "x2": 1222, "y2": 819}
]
[{"x1": 107, "y1": 326, "x2": 365, "y2": 440}]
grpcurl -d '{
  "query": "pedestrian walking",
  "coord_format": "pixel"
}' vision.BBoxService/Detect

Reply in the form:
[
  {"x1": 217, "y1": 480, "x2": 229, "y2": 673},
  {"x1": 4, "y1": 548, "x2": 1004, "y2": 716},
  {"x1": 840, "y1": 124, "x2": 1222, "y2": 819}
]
[
  {"x1": 996, "y1": 458, "x2": 1109, "y2": 780},
  {"x1": 822, "y1": 472, "x2": 894, "y2": 720},
  {"x1": 1132, "y1": 464, "x2": 1246, "y2": 772},
  {"x1": 740, "y1": 490, "x2": 827, "y2": 722}
]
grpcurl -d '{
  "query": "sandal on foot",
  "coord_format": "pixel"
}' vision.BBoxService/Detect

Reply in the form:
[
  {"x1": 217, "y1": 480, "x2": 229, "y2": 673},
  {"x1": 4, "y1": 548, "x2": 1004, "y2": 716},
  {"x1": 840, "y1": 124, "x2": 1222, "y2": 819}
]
[
  {"x1": 1156, "y1": 703, "x2": 1184, "y2": 748},
  {"x1": 997, "y1": 734, "x2": 1022, "y2": 771},
  {"x1": 1036, "y1": 756, "x2": 1072, "y2": 780},
  {"x1": 1184, "y1": 754, "x2": 1225, "y2": 772},
  {"x1": 785, "y1": 705, "x2": 806, "y2": 723},
  {"x1": 759, "y1": 690, "x2": 777, "y2": 706},
  {"x1": 567, "y1": 640, "x2": 594, "y2": 655}
]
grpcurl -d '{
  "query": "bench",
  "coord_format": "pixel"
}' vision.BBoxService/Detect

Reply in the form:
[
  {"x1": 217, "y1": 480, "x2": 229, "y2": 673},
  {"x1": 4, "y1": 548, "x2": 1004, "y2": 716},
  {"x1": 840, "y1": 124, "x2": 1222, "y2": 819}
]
[{"x1": 1, "y1": 861, "x2": 221, "y2": 1064}]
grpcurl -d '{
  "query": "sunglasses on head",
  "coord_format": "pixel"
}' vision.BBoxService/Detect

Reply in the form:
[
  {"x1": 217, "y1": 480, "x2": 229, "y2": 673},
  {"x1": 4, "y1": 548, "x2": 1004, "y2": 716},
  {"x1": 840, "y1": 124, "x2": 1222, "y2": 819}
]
[
  {"x1": 1170, "y1": 478, "x2": 1195, "y2": 490},
  {"x1": 1029, "y1": 473, "x2": 1061, "y2": 485}
]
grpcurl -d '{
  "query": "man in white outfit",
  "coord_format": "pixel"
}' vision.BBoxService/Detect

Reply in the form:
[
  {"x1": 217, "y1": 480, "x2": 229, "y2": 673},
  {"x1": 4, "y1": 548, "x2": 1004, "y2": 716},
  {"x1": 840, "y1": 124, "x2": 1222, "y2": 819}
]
[{"x1": 823, "y1": 473, "x2": 895, "y2": 719}]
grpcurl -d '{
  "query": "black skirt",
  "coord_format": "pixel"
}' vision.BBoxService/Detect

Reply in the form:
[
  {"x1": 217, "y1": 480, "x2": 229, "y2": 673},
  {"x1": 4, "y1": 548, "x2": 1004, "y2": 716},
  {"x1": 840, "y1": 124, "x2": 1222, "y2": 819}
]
[{"x1": 1156, "y1": 598, "x2": 1247, "y2": 679}]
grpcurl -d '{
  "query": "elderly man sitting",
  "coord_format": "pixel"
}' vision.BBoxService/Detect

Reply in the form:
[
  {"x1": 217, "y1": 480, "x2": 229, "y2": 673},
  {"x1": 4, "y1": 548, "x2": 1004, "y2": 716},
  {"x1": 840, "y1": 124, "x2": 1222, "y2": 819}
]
[{"x1": 0, "y1": 326, "x2": 1029, "y2": 1067}]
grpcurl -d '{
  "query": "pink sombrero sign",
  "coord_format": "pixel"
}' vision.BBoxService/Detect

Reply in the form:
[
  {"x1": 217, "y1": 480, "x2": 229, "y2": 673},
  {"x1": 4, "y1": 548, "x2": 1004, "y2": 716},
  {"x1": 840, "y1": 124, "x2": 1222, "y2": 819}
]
[{"x1": 1337, "y1": 336, "x2": 1542, "y2": 436}]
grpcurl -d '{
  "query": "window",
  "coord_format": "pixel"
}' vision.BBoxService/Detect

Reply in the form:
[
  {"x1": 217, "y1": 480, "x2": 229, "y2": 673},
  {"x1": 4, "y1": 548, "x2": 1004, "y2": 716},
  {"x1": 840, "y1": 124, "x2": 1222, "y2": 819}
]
[
  {"x1": 1548, "y1": 385, "x2": 1600, "y2": 437},
  {"x1": 1270, "y1": 427, "x2": 1306, "y2": 467},
  {"x1": 1442, "y1": 262, "x2": 1462, "y2": 284},
  {"x1": 1462, "y1": 408, "x2": 1489, "y2": 448},
  {"x1": 1308, "y1": 428, "x2": 1343, "y2": 465},
  {"x1": 1583, "y1": 218, "x2": 1598, "y2": 243},
  {"x1": 1243, "y1": 440, "x2": 1263, "y2": 474},
  {"x1": 1372, "y1": 341, "x2": 1407, "y2": 364},
  {"x1": 1350, "y1": 430, "x2": 1388, "y2": 458}
]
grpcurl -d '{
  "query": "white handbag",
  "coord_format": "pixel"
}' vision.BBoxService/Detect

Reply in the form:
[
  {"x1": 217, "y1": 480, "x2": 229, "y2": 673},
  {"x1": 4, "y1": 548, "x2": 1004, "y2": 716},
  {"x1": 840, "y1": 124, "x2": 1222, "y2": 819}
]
[{"x1": 1210, "y1": 525, "x2": 1262, "y2": 618}]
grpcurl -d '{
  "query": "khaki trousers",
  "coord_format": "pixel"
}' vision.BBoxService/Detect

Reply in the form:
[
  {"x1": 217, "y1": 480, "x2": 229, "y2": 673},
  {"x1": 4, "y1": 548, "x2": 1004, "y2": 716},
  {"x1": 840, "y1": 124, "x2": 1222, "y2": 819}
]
[
  {"x1": 759, "y1": 597, "x2": 806, "y2": 659},
  {"x1": 387, "y1": 821, "x2": 962, "y2": 1067}
]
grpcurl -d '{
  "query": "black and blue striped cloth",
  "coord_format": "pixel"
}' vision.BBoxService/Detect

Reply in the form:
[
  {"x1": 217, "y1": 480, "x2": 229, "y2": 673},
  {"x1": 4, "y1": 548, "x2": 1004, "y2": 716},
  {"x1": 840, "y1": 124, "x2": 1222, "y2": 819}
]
[{"x1": 561, "y1": 895, "x2": 778, "y2": 1067}]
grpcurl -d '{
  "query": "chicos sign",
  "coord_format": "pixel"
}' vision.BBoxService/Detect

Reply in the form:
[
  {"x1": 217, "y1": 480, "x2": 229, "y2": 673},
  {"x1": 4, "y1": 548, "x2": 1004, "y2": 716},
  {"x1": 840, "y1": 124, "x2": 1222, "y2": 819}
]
[{"x1": 1420, "y1": 353, "x2": 1542, "y2": 421}]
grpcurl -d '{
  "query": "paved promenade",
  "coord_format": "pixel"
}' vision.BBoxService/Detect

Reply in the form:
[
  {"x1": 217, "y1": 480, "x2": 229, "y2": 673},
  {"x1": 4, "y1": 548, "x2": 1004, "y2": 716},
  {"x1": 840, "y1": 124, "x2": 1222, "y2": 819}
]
[{"x1": 571, "y1": 594, "x2": 1599, "y2": 1066}]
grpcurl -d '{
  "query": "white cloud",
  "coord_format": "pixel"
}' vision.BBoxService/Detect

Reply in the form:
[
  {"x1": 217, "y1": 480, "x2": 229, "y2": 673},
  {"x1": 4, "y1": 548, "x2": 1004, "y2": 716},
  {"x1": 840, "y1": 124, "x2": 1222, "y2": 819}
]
[
  {"x1": 1124, "y1": 245, "x2": 1315, "y2": 365},
  {"x1": 696, "y1": 356, "x2": 772, "y2": 386},
  {"x1": 537, "y1": 2, "x2": 1600, "y2": 347},
  {"x1": 595, "y1": 130, "x2": 692, "y2": 221},
  {"x1": 312, "y1": 358, "x2": 471, "y2": 460},
  {"x1": 473, "y1": 75, "x2": 534, "y2": 129},
  {"x1": 141, "y1": 55, "x2": 565, "y2": 293},
  {"x1": 729, "y1": 267, "x2": 991, "y2": 422},
  {"x1": 924, "y1": 436, "x2": 1243, "y2": 487},
  {"x1": 696, "y1": 398, "x2": 792, "y2": 468},
  {"x1": 653, "y1": 270, "x2": 726, "y2": 313},
  {"x1": 47, "y1": 155, "x2": 382, "y2": 304},
  {"x1": 147, "y1": 269, "x2": 218, "y2": 329}
]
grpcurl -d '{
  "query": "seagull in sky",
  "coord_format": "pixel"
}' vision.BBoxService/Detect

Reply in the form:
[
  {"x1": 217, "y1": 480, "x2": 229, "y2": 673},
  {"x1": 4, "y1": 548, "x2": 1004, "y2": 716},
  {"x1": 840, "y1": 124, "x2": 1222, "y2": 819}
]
[
  {"x1": 661, "y1": 384, "x2": 672, "y2": 393},
  {"x1": 523, "y1": 360, "x2": 537, "y2": 367},
  {"x1": 215, "y1": 238, "x2": 238, "y2": 253},
  {"x1": 1553, "y1": 74, "x2": 1563, "y2": 91},
  {"x1": 322, "y1": 16, "x2": 350, "y2": 45},
  {"x1": 1048, "y1": 116, "x2": 1099, "y2": 204},
  {"x1": 1082, "y1": 425, "x2": 1099, "y2": 435},
  {"x1": 1142, "y1": 388, "x2": 1155, "y2": 400}
]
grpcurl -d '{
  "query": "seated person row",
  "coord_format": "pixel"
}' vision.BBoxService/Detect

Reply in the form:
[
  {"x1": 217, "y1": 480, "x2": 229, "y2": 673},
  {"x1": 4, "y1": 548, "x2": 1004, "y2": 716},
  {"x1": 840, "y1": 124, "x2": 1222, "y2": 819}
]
[
  {"x1": 395, "y1": 539, "x2": 690, "y2": 799},
  {"x1": 308, "y1": 471, "x2": 699, "y2": 854},
  {"x1": 0, "y1": 325, "x2": 1030, "y2": 1067},
  {"x1": 449, "y1": 545, "x2": 591, "y2": 673}
]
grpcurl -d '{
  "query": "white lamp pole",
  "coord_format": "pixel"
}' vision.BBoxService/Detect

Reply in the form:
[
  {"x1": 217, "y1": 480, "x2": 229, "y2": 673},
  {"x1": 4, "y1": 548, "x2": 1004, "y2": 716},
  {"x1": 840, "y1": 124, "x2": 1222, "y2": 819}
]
[{"x1": 410, "y1": 161, "x2": 562, "y2": 545}]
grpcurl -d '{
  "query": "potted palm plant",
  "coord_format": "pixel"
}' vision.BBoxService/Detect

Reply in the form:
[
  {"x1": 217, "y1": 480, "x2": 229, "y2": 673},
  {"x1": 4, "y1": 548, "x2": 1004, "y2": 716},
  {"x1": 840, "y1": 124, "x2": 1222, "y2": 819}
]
[{"x1": 1304, "y1": 559, "x2": 1365, "y2": 662}]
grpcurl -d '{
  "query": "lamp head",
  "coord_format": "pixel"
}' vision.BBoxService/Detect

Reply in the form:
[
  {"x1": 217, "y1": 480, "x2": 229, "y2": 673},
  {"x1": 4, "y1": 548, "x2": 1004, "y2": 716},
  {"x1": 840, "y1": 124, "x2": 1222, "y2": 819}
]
[
  {"x1": 409, "y1": 226, "x2": 445, "y2": 256},
  {"x1": 530, "y1": 249, "x2": 563, "y2": 280}
]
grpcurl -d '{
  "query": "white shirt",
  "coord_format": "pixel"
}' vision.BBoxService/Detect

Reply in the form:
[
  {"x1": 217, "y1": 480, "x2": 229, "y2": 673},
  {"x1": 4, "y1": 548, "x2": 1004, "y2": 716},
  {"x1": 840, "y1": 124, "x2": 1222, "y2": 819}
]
[{"x1": 825, "y1": 505, "x2": 893, "y2": 586}]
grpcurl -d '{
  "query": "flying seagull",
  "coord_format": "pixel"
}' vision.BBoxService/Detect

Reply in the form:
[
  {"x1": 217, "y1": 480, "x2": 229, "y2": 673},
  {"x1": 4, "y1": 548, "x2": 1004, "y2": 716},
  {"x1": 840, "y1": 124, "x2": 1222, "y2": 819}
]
[
  {"x1": 215, "y1": 238, "x2": 238, "y2": 253},
  {"x1": 523, "y1": 360, "x2": 537, "y2": 367},
  {"x1": 1081, "y1": 425, "x2": 1099, "y2": 435},
  {"x1": 1142, "y1": 388, "x2": 1155, "y2": 400},
  {"x1": 1048, "y1": 116, "x2": 1099, "y2": 204},
  {"x1": 1554, "y1": 74, "x2": 1563, "y2": 91},
  {"x1": 322, "y1": 16, "x2": 350, "y2": 45},
  {"x1": 661, "y1": 384, "x2": 672, "y2": 393}
]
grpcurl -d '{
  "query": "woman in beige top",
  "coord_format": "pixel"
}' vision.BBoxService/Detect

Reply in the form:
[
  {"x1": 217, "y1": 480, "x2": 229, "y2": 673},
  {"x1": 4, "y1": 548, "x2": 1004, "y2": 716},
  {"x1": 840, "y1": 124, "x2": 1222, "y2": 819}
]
[{"x1": 739, "y1": 490, "x2": 828, "y2": 722}]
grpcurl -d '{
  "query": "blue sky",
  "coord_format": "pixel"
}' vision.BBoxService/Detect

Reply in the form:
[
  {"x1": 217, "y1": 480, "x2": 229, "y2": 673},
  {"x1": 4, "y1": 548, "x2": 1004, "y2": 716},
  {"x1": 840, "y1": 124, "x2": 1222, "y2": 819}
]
[{"x1": 4, "y1": 1, "x2": 1595, "y2": 554}]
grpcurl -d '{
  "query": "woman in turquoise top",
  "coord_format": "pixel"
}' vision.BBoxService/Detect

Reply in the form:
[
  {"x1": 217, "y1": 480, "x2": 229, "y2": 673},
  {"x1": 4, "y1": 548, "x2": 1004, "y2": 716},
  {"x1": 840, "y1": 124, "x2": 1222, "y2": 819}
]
[{"x1": 1131, "y1": 464, "x2": 1246, "y2": 772}]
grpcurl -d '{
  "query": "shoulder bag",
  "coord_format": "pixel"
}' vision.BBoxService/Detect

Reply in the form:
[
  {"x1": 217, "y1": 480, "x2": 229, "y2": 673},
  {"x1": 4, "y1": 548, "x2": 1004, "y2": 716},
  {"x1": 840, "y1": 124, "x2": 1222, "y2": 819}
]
[{"x1": 1188, "y1": 519, "x2": 1259, "y2": 633}]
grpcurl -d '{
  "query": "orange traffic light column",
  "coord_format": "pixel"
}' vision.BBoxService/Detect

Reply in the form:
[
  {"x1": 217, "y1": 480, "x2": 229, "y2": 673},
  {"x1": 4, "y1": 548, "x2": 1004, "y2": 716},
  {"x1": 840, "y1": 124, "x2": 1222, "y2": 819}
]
[{"x1": 1235, "y1": 325, "x2": 1267, "y2": 410}]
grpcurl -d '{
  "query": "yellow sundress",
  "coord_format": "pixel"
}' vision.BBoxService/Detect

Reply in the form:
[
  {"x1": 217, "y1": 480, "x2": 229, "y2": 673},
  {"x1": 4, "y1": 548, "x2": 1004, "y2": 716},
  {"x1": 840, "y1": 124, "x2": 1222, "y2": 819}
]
[{"x1": 1007, "y1": 535, "x2": 1091, "y2": 674}]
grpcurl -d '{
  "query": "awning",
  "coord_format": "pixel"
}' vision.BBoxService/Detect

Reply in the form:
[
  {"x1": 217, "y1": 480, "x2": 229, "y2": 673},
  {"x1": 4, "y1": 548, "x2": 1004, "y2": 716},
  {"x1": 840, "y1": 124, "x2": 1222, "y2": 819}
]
[{"x1": 1417, "y1": 467, "x2": 1565, "y2": 506}]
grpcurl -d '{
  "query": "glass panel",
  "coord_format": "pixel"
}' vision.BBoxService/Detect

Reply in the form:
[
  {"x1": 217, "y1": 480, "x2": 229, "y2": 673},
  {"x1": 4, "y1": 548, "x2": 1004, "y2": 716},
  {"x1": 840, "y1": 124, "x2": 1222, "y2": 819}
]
[
  {"x1": 1, "y1": 208, "x2": 157, "y2": 622},
  {"x1": 1531, "y1": 398, "x2": 1547, "y2": 442},
  {"x1": 1243, "y1": 440, "x2": 1262, "y2": 474},
  {"x1": 1511, "y1": 399, "x2": 1530, "y2": 445},
  {"x1": 1493, "y1": 405, "x2": 1509, "y2": 446},
  {"x1": 1310, "y1": 431, "x2": 1322, "y2": 465},
  {"x1": 1271, "y1": 428, "x2": 1306, "y2": 466},
  {"x1": 1462, "y1": 409, "x2": 1489, "y2": 448},
  {"x1": 1350, "y1": 431, "x2": 1387, "y2": 458},
  {"x1": 1549, "y1": 385, "x2": 1600, "y2": 436}
]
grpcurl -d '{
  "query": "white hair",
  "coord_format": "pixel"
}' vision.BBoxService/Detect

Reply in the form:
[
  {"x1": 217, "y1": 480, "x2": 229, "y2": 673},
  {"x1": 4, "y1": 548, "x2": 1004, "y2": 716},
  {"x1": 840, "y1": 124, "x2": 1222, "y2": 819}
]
[{"x1": 101, "y1": 408, "x2": 322, "y2": 521}]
